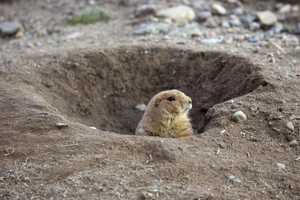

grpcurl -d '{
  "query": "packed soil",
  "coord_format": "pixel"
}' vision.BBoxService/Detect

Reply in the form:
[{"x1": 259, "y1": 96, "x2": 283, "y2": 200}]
[{"x1": 0, "y1": 0, "x2": 300, "y2": 200}]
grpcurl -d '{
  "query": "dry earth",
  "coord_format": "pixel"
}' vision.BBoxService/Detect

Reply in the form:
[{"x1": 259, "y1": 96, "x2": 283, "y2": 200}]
[{"x1": 0, "y1": 0, "x2": 300, "y2": 199}]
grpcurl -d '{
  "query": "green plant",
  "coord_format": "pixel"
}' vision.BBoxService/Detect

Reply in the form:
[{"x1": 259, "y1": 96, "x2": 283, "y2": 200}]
[{"x1": 68, "y1": 7, "x2": 111, "y2": 25}]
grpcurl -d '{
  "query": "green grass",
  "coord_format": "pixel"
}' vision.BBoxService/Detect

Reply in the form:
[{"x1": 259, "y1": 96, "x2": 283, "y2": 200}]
[{"x1": 68, "y1": 7, "x2": 111, "y2": 25}]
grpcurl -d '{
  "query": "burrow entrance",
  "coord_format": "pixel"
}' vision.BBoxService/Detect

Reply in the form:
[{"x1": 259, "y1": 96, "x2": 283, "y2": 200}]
[{"x1": 36, "y1": 46, "x2": 265, "y2": 134}]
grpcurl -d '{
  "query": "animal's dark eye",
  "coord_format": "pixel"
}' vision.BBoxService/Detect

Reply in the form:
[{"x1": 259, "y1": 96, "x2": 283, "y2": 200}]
[{"x1": 167, "y1": 96, "x2": 176, "y2": 101}]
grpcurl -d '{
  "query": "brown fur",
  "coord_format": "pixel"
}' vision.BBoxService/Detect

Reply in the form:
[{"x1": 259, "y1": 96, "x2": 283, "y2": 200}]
[{"x1": 135, "y1": 89, "x2": 193, "y2": 138}]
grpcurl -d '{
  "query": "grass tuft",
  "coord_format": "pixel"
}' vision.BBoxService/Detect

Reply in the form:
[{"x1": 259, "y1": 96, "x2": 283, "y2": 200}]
[{"x1": 68, "y1": 7, "x2": 111, "y2": 25}]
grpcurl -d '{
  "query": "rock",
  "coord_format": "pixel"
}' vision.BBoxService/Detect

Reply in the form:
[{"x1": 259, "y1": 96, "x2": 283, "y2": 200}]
[
  {"x1": 233, "y1": 7, "x2": 244, "y2": 15},
  {"x1": 156, "y1": 5, "x2": 196, "y2": 25},
  {"x1": 232, "y1": 111, "x2": 247, "y2": 122},
  {"x1": 89, "y1": 126, "x2": 97, "y2": 130},
  {"x1": 247, "y1": 34, "x2": 263, "y2": 43},
  {"x1": 228, "y1": 15, "x2": 241, "y2": 27},
  {"x1": 256, "y1": 11, "x2": 278, "y2": 26},
  {"x1": 139, "y1": 191, "x2": 154, "y2": 199},
  {"x1": 212, "y1": 3, "x2": 227, "y2": 16},
  {"x1": 292, "y1": 5, "x2": 299, "y2": 12},
  {"x1": 249, "y1": 22, "x2": 261, "y2": 31},
  {"x1": 168, "y1": 23, "x2": 202, "y2": 38},
  {"x1": 135, "y1": 4, "x2": 157, "y2": 17},
  {"x1": 133, "y1": 22, "x2": 171, "y2": 35},
  {"x1": 15, "y1": 31, "x2": 23, "y2": 38},
  {"x1": 0, "y1": 21, "x2": 21, "y2": 37},
  {"x1": 65, "y1": 32, "x2": 82, "y2": 40},
  {"x1": 88, "y1": 0, "x2": 96, "y2": 5},
  {"x1": 135, "y1": 103, "x2": 147, "y2": 112},
  {"x1": 295, "y1": 23, "x2": 300, "y2": 35},
  {"x1": 289, "y1": 140, "x2": 298, "y2": 147},
  {"x1": 222, "y1": 21, "x2": 230, "y2": 28},
  {"x1": 55, "y1": 122, "x2": 68, "y2": 129},
  {"x1": 227, "y1": 175, "x2": 242, "y2": 183},
  {"x1": 240, "y1": 14, "x2": 256, "y2": 27},
  {"x1": 286, "y1": 121, "x2": 295, "y2": 131},
  {"x1": 267, "y1": 23, "x2": 284, "y2": 35},
  {"x1": 196, "y1": 11, "x2": 212, "y2": 22},
  {"x1": 205, "y1": 17, "x2": 218, "y2": 28},
  {"x1": 200, "y1": 36, "x2": 224, "y2": 45},
  {"x1": 276, "y1": 162, "x2": 286, "y2": 170},
  {"x1": 278, "y1": 4, "x2": 292, "y2": 14}
]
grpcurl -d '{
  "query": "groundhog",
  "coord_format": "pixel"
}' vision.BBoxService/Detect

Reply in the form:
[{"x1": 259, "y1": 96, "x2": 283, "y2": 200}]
[{"x1": 135, "y1": 89, "x2": 193, "y2": 138}]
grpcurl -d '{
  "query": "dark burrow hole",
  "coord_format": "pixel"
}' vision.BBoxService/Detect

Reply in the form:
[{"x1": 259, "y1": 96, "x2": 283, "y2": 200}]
[{"x1": 36, "y1": 46, "x2": 265, "y2": 134}]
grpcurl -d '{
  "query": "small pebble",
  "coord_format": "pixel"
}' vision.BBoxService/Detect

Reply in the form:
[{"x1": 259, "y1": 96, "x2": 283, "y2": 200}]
[
  {"x1": 133, "y1": 22, "x2": 170, "y2": 35},
  {"x1": 276, "y1": 162, "x2": 286, "y2": 170},
  {"x1": 15, "y1": 31, "x2": 23, "y2": 38},
  {"x1": 200, "y1": 36, "x2": 224, "y2": 45},
  {"x1": 278, "y1": 4, "x2": 292, "y2": 14},
  {"x1": 65, "y1": 32, "x2": 82, "y2": 40},
  {"x1": 229, "y1": 15, "x2": 241, "y2": 27},
  {"x1": 0, "y1": 21, "x2": 21, "y2": 37},
  {"x1": 212, "y1": 3, "x2": 227, "y2": 15},
  {"x1": 227, "y1": 175, "x2": 242, "y2": 183},
  {"x1": 286, "y1": 121, "x2": 294, "y2": 131},
  {"x1": 232, "y1": 7, "x2": 244, "y2": 15},
  {"x1": 55, "y1": 122, "x2": 68, "y2": 129},
  {"x1": 240, "y1": 14, "x2": 256, "y2": 27},
  {"x1": 89, "y1": 126, "x2": 97, "y2": 130},
  {"x1": 156, "y1": 5, "x2": 195, "y2": 25},
  {"x1": 256, "y1": 11, "x2": 278, "y2": 26},
  {"x1": 196, "y1": 11, "x2": 212, "y2": 22},
  {"x1": 232, "y1": 111, "x2": 247, "y2": 122},
  {"x1": 295, "y1": 23, "x2": 300, "y2": 35},
  {"x1": 289, "y1": 140, "x2": 298, "y2": 147},
  {"x1": 135, "y1": 103, "x2": 147, "y2": 112}
]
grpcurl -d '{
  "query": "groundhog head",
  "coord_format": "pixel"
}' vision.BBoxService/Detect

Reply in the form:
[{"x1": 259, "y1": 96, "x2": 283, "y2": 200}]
[{"x1": 150, "y1": 89, "x2": 192, "y2": 115}]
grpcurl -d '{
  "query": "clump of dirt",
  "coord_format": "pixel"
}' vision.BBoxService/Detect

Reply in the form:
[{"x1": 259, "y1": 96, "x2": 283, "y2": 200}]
[{"x1": 32, "y1": 46, "x2": 266, "y2": 134}]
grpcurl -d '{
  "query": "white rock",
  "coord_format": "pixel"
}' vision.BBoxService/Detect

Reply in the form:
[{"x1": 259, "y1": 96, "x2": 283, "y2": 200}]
[
  {"x1": 227, "y1": 175, "x2": 242, "y2": 183},
  {"x1": 133, "y1": 22, "x2": 171, "y2": 35},
  {"x1": 292, "y1": 5, "x2": 299, "y2": 12},
  {"x1": 65, "y1": 32, "x2": 82, "y2": 40},
  {"x1": 257, "y1": 11, "x2": 278, "y2": 26},
  {"x1": 135, "y1": 104, "x2": 147, "y2": 112},
  {"x1": 156, "y1": 5, "x2": 195, "y2": 25},
  {"x1": 286, "y1": 121, "x2": 294, "y2": 131},
  {"x1": 0, "y1": 21, "x2": 21, "y2": 36},
  {"x1": 289, "y1": 139, "x2": 298, "y2": 147},
  {"x1": 232, "y1": 111, "x2": 247, "y2": 122},
  {"x1": 278, "y1": 4, "x2": 292, "y2": 14},
  {"x1": 55, "y1": 122, "x2": 68, "y2": 128},
  {"x1": 89, "y1": 126, "x2": 97, "y2": 130},
  {"x1": 212, "y1": 3, "x2": 227, "y2": 15},
  {"x1": 200, "y1": 36, "x2": 224, "y2": 45},
  {"x1": 276, "y1": 162, "x2": 286, "y2": 170}
]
